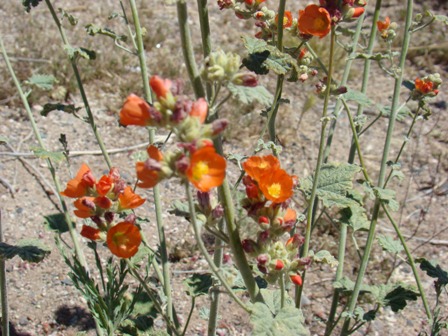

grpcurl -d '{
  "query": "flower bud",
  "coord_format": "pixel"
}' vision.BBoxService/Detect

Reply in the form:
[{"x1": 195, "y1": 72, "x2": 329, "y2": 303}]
[
  {"x1": 175, "y1": 155, "x2": 190, "y2": 175},
  {"x1": 124, "y1": 213, "x2": 137, "y2": 225},
  {"x1": 190, "y1": 98, "x2": 208, "y2": 124},
  {"x1": 150, "y1": 75, "x2": 172, "y2": 99},
  {"x1": 275, "y1": 259, "x2": 284, "y2": 271},
  {"x1": 104, "y1": 211, "x2": 115, "y2": 224},
  {"x1": 197, "y1": 191, "x2": 211, "y2": 211},
  {"x1": 257, "y1": 254, "x2": 269, "y2": 265},
  {"x1": 82, "y1": 171, "x2": 96, "y2": 187},
  {"x1": 212, "y1": 204, "x2": 224, "y2": 219},
  {"x1": 242, "y1": 239, "x2": 258, "y2": 253},
  {"x1": 232, "y1": 72, "x2": 258, "y2": 87},
  {"x1": 290, "y1": 274, "x2": 303, "y2": 286},
  {"x1": 172, "y1": 99, "x2": 192, "y2": 123},
  {"x1": 211, "y1": 118, "x2": 229, "y2": 135}
]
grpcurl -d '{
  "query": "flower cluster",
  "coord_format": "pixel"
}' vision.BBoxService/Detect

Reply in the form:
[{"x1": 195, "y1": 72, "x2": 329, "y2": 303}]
[
  {"x1": 61, "y1": 164, "x2": 145, "y2": 258},
  {"x1": 412, "y1": 73, "x2": 442, "y2": 99},
  {"x1": 120, "y1": 76, "x2": 227, "y2": 193},
  {"x1": 376, "y1": 16, "x2": 397, "y2": 41},
  {"x1": 239, "y1": 155, "x2": 307, "y2": 285}
]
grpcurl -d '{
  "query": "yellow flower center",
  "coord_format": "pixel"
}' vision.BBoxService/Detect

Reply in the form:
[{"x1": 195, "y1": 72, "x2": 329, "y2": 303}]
[
  {"x1": 313, "y1": 17, "x2": 327, "y2": 31},
  {"x1": 193, "y1": 161, "x2": 209, "y2": 181},
  {"x1": 268, "y1": 183, "x2": 281, "y2": 198},
  {"x1": 259, "y1": 162, "x2": 268, "y2": 169}
]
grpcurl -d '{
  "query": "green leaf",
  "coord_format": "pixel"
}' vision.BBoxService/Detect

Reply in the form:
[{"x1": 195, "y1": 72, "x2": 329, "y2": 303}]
[
  {"x1": 373, "y1": 187, "x2": 399, "y2": 211},
  {"x1": 31, "y1": 147, "x2": 65, "y2": 162},
  {"x1": 342, "y1": 90, "x2": 373, "y2": 106},
  {"x1": 64, "y1": 46, "x2": 97, "y2": 60},
  {"x1": 300, "y1": 163, "x2": 361, "y2": 209},
  {"x1": 85, "y1": 24, "x2": 127, "y2": 42},
  {"x1": 402, "y1": 80, "x2": 415, "y2": 91},
  {"x1": 377, "y1": 234, "x2": 404, "y2": 254},
  {"x1": 260, "y1": 289, "x2": 294, "y2": 315},
  {"x1": 339, "y1": 204, "x2": 370, "y2": 232},
  {"x1": 43, "y1": 213, "x2": 70, "y2": 234},
  {"x1": 383, "y1": 285, "x2": 419, "y2": 312},
  {"x1": 434, "y1": 14, "x2": 448, "y2": 25},
  {"x1": 310, "y1": 250, "x2": 338, "y2": 267},
  {"x1": 227, "y1": 83, "x2": 273, "y2": 107},
  {"x1": 416, "y1": 258, "x2": 448, "y2": 286},
  {"x1": 184, "y1": 273, "x2": 213, "y2": 297},
  {"x1": 242, "y1": 50, "x2": 270, "y2": 75},
  {"x1": 0, "y1": 136, "x2": 8, "y2": 145},
  {"x1": 26, "y1": 74, "x2": 56, "y2": 90},
  {"x1": 333, "y1": 277, "x2": 372, "y2": 295},
  {"x1": 250, "y1": 302, "x2": 309, "y2": 336},
  {"x1": 40, "y1": 103, "x2": 82, "y2": 117},
  {"x1": 351, "y1": 52, "x2": 391, "y2": 61},
  {"x1": 0, "y1": 239, "x2": 50, "y2": 263},
  {"x1": 377, "y1": 104, "x2": 411, "y2": 121},
  {"x1": 168, "y1": 200, "x2": 190, "y2": 219},
  {"x1": 59, "y1": 8, "x2": 78, "y2": 25}
]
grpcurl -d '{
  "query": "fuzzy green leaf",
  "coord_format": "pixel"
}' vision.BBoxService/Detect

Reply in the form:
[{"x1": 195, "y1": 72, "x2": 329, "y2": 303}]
[
  {"x1": 310, "y1": 250, "x2": 338, "y2": 267},
  {"x1": 342, "y1": 90, "x2": 373, "y2": 106},
  {"x1": 32, "y1": 147, "x2": 65, "y2": 162},
  {"x1": 40, "y1": 103, "x2": 82, "y2": 117},
  {"x1": 434, "y1": 15, "x2": 448, "y2": 25},
  {"x1": 26, "y1": 74, "x2": 56, "y2": 90},
  {"x1": 301, "y1": 163, "x2": 361, "y2": 209},
  {"x1": 184, "y1": 273, "x2": 213, "y2": 297},
  {"x1": 378, "y1": 104, "x2": 411, "y2": 121},
  {"x1": 333, "y1": 277, "x2": 372, "y2": 295},
  {"x1": 383, "y1": 285, "x2": 419, "y2": 312},
  {"x1": 43, "y1": 213, "x2": 70, "y2": 234},
  {"x1": 59, "y1": 8, "x2": 78, "y2": 25},
  {"x1": 0, "y1": 239, "x2": 50, "y2": 263},
  {"x1": 250, "y1": 301, "x2": 309, "y2": 336},
  {"x1": 227, "y1": 83, "x2": 273, "y2": 106},
  {"x1": 416, "y1": 258, "x2": 448, "y2": 285},
  {"x1": 377, "y1": 234, "x2": 404, "y2": 254},
  {"x1": 339, "y1": 204, "x2": 370, "y2": 232},
  {"x1": 373, "y1": 187, "x2": 399, "y2": 211}
]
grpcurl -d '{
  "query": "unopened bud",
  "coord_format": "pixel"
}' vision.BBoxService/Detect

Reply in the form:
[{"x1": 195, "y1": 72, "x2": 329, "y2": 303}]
[
  {"x1": 275, "y1": 259, "x2": 284, "y2": 271},
  {"x1": 257, "y1": 254, "x2": 269, "y2": 265},
  {"x1": 232, "y1": 72, "x2": 258, "y2": 87},
  {"x1": 124, "y1": 213, "x2": 137, "y2": 225},
  {"x1": 197, "y1": 191, "x2": 211, "y2": 211},
  {"x1": 175, "y1": 155, "x2": 190, "y2": 175},
  {"x1": 290, "y1": 274, "x2": 303, "y2": 286},
  {"x1": 212, "y1": 204, "x2": 224, "y2": 219},
  {"x1": 82, "y1": 171, "x2": 95, "y2": 187},
  {"x1": 104, "y1": 211, "x2": 115, "y2": 224},
  {"x1": 144, "y1": 158, "x2": 163, "y2": 171},
  {"x1": 212, "y1": 118, "x2": 229, "y2": 135},
  {"x1": 242, "y1": 239, "x2": 258, "y2": 253}
]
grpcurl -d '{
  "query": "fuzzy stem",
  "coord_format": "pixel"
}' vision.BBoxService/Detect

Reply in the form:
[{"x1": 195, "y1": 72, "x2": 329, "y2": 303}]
[
  {"x1": 296, "y1": 28, "x2": 336, "y2": 307},
  {"x1": 181, "y1": 297, "x2": 196, "y2": 336},
  {"x1": 0, "y1": 36, "x2": 87, "y2": 269},
  {"x1": 177, "y1": 0, "x2": 205, "y2": 99},
  {"x1": 0, "y1": 211, "x2": 8, "y2": 336},
  {"x1": 279, "y1": 273, "x2": 286, "y2": 309},
  {"x1": 44, "y1": 0, "x2": 112, "y2": 169},
  {"x1": 196, "y1": 0, "x2": 214, "y2": 101},
  {"x1": 185, "y1": 184, "x2": 251, "y2": 312},
  {"x1": 341, "y1": 1, "x2": 416, "y2": 332}
]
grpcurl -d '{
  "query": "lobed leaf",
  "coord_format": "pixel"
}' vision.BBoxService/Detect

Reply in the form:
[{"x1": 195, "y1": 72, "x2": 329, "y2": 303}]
[
  {"x1": 227, "y1": 83, "x2": 273, "y2": 107},
  {"x1": 64, "y1": 46, "x2": 97, "y2": 60},
  {"x1": 377, "y1": 234, "x2": 404, "y2": 254},
  {"x1": 40, "y1": 103, "x2": 82, "y2": 117},
  {"x1": 26, "y1": 74, "x2": 56, "y2": 90},
  {"x1": 341, "y1": 90, "x2": 373, "y2": 107},
  {"x1": 22, "y1": 0, "x2": 43, "y2": 12},
  {"x1": 32, "y1": 147, "x2": 65, "y2": 162},
  {"x1": 372, "y1": 187, "x2": 399, "y2": 211},
  {"x1": 311, "y1": 250, "x2": 338, "y2": 268},
  {"x1": 0, "y1": 239, "x2": 50, "y2": 263},
  {"x1": 59, "y1": 8, "x2": 79, "y2": 25},
  {"x1": 416, "y1": 258, "x2": 448, "y2": 286},
  {"x1": 43, "y1": 213, "x2": 70, "y2": 234},
  {"x1": 184, "y1": 273, "x2": 213, "y2": 297}
]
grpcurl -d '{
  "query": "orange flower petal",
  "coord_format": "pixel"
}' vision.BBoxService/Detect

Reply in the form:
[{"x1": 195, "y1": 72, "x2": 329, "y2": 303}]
[
  {"x1": 107, "y1": 222, "x2": 142, "y2": 258},
  {"x1": 96, "y1": 175, "x2": 114, "y2": 197},
  {"x1": 258, "y1": 168, "x2": 293, "y2": 203},
  {"x1": 189, "y1": 98, "x2": 208, "y2": 124},
  {"x1": 377, "y1": 16, "x2": 390, "y2": 33},
  {"x1": 120, "y1": 94, "x2": 151, "y2": 126},
  {"x1": 187, "y1": 147, "x2": 226, "y2": 192},
  {"x1": 73, "y1": 196, "x2": 95, "y2": 218},
  {"x1": 61, "y1": 163, "x2": 94, "y2": 198},
  {"x1": 276, "y1": 11, "x2": 293, "y2": 28},
  {"x1": 242, "y1": 155, "x2": 281, "y2": 182},
  {"x1": 118, "y1": 186, "x2": 146, "y2": 210},
  {"x1": 149, "y1": 75, "x2": 172, "y2": 99},
  {"x1": 298, "y1": 4, "x2": 331, "y2": 38},
  {"x1": 80, "y1": 225, "x2": 102, "y2": 241}
]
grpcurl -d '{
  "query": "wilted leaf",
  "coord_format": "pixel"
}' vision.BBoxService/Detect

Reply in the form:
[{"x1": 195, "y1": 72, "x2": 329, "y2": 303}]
[
  {"x1": 43, "y1": 213, "x2": 70, "y2": 234},
  {"x1": 377, "y1": 234, "x2": 404, "y2": 254},
  {"x1": 26, "y1": 74, "x2": 56, "y2": 90},
  {"x1": 85, "y1": 24, "x2": 127, "y2": 41},
  {"x1": 227, "y1": 83, "x2": 273, "y2": 106},
  {"x1": 40, "y1": 103, "x2": 82, "y2": 117},
  {"x1": 64, "y1": 46, "x2": 96, "y2": 60},
  {"x1": 416, "y1": 258, "x2": 448, "y2": 286},
  {"x1": 184, "y1": 273, "x2": 213, "y2": 297},
  {"x1": 59, "y1": 8, "x2": 78, "y2": 25},
  {"x1": 0, "y1": 239, "x2": 50, "y2": 263}
]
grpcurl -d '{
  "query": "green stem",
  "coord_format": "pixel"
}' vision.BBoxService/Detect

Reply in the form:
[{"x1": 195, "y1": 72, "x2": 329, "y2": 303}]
[
  {"x1": 196, "y1": 0, "x2": 214, "y2": 101},
  {"x1": 296, "y1": 28, "x2": 336, "y2": 307},
  {"x1": 381, "y1": 204, "x2": 432, "y2": 319},
  {"x1": 383, "y1": 109, "x2": 420, "y2": 188},
  {"x1": 0, "y1": 211, "x2": 8, "y2": 336},
  {"x1": 0, "y1": 36, "x2": 87, "y2": 269},
  {"x1": 181, "y1": 297, "x2": 195, "y2": 336},
  {"x1": 276, "y1": 0, "x2": 286, "y2": 52},
  {"x1": 44, "y1": 0, "x2": 112, "y2": 169},
  {"x1": 279, "y1": 273, "x2": 286, "y2": 309},
  {"x1": 341, "y1": 1, "x2": 415, "y2": 333},
  {"x1": 177, "y1": 0, "x2": 205, "y2": 99},
  {"x1": 185, "y1": 184, "x2": 251, "y2": 312},
  {"x1": 126, "y1": 260, "x2": 181, "y2": 336}
]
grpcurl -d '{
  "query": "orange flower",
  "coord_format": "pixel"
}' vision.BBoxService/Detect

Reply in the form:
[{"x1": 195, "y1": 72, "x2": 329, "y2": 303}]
[
  {"x1": 377, "y1": 16, "x2": 390, "y2": 33},
  {"x1": 187, "y1": 147, "x2": 226, "y2": 192},
  {"x1": 298, "y1": 4, "x2": 331, "y2": 38},
  {"x1": 73, "y1": 197, "x2": 96, "y2": 218},
  {"x1": 61, "y1": 163, "x2": 95, "y2": 198},
  {"x1": 120, "y1": 94, "x2": 152, "y2": 126},
  {"x1": 80, "y1": 225, "x2": 102, "y2": 241},
  {"x1": 136, "y1": 145, "x2": 164, "y2": 189},
  {"x1": 276, "y1": 11, "x2": 293, "y2": 28},
  {"x1": 118, "y1": 186, "x2": 146, "y2": 210},
  {"x1": 352, "y1": 7, "x2": 365, "y2": 18},
  {"x1": 290, "y1": 274, "x2": 303, "y2": 286},
  {"x1": 258, "y1": 169, "x2": 293, "y2": 203},
  {"x1": 96, "y1": 175, "x2": 114, "y2": 197},
  {"x1": 189, "y1": 98, "x2": 208, "y2": 124},
  {"x1": 107, "y1": 221, "x2": 142, "y2": 258},
  {"x1": 242, "y1": 155, "x2": 280, "y2": 182},
  {"x1": 149, "y1": 75, "x2": 172, "y2": 99},
  {"x1": 415, "y1": 78, "x2": 435, "y2": 94}
]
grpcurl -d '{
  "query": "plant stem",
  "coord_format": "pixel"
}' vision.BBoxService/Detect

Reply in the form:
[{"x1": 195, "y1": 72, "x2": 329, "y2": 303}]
[
  {"x1": 177, "y1": 0, "x2": 205, "y2": 99},
  {"x1": 279, "y1": 273, "x2": 286, "y2": 309},
  {"x1": 196, "y1": 0, "x2": 214, "y2": 101},
  {"x1": 44, "y1": 0, "x2": 112, "y2": 169},
  {"x1": 0, "y1": 211, "x2": 8, "y2": 336},
  {"x1": 181, "y1": 297, "x2": 195, "y2": 336},
  {"x1": 381, "y1": 204, "x2": 432, "y2": 319},
  {"x1": 0, "y1": 36, "x2": 87, "y2": 269},
  {"x1": 185, "y1": 184, "x2": 251, "y2": 313},
  {"x1": 296, "y1": 28, "x2": 336, "y2": 307},
  {"x1": 341, "y1": 1, "x2": 416, "y2": 332}
]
